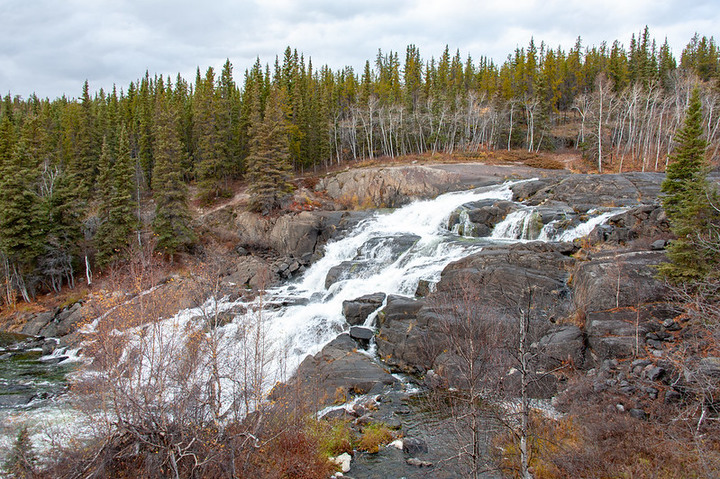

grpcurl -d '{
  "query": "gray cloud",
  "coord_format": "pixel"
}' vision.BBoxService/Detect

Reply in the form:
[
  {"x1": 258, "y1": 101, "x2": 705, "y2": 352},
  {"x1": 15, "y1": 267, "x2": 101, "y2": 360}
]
[{"x1": 1, "y1": 0, "x2": 716, "y2": 100}]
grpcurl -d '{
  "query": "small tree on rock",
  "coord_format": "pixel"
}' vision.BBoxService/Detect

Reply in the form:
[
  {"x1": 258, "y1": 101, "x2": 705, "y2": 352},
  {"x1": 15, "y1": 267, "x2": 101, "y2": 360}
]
[{"x1": 659, "y1": 87, "x2": 719, "y2": 282}]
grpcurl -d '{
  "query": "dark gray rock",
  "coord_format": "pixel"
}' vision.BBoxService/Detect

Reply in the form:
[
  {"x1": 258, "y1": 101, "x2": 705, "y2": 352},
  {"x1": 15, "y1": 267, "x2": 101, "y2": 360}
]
[
  {"x1": 698, "y1": 357, "x2": 720, "y2": 378},
  {"x1": 343, "y1": 293, "x2": 386, "y2": 325},
  {"x1": 402, "y1": 437, "x2": 429, "y2": 455},
  {"x1": 665, "y1": 389, "x2": 682, "y2": 403},
  {"x1": 436, "y1": 242, "x2": 575, "y2": 320},
  {"x1": 520, "y1": 173, "x2": 664, "y2": 212},
  {"x1": 350, "y1": 326, "x2": 375, "y2": 347},
  {"x1": 376, "y1": 296, "x2": 429, "y2": 372},
  {"x1": 325, "y1": 261, "x2": 363, "y2": 289},
  {"x1": 646, "y1": 366, "x2": 665, "y2": 381},
  {"x1": 572, "y1": 250, "x2": 669, "y2": 313},
  {"x1": 415, "y1": 280, "x2": 432, "y2": 298},
  {"x1": 21, "y1": 311, "x2": 54, "y2": 336},
  {"x1": 589, "y1": 205, "x2": 671, "y2": 246},
  {"x1": 629, "y1": 408, "x2": 648, "y2": 420},
  {"x1": 274, "y1": 333, "x2": 396, "y2": 407},
  {"x1": 535, "y1": 325, "x2": 585, "y2": 369},
  {"x1": 356, "y1": 235, "x2": 420, "y2": 262},
  {"x1": 0, "y1": 392, "x2": 35, "y2": 408},
  {"x1": 651, "y1": 239, "x2": 668, "y2": 250}
]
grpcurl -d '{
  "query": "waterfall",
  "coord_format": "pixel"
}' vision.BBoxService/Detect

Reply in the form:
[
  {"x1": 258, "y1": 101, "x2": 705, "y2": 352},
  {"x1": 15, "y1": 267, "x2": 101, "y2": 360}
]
[
  {"x1": 492, "y1": 207, "x2": 627, "y2": 242},
  {"x1": 491, "y1": 209, "x2": 539, "y2": 240},
  {"x1": 0, "y1": 178, "x2": 630, "y2": 456},
  {"x1": 553, "y1": 208, "x2": 627, "y2": 242}
]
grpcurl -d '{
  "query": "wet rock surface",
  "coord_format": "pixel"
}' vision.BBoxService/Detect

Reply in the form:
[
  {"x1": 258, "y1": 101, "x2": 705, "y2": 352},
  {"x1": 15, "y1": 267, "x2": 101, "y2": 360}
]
[
  {"x1": 343, "y1": 293, "x2": 387, "y2": 326},
  {"x1": 272, "y1": 333, "x2": 396, "y2": 407}
]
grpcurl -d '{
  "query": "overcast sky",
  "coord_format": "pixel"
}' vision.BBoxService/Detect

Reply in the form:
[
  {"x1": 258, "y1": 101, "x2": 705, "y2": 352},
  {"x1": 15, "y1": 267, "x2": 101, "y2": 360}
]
[{"x1": 2, "y1": 0, "x2": 718, "y2": 100}]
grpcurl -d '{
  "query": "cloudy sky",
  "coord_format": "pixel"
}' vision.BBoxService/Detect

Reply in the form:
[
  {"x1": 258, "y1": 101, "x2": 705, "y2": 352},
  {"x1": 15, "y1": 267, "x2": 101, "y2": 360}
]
[{"x1": 2, "y1": 0, "x2": 717, "y2": 100}]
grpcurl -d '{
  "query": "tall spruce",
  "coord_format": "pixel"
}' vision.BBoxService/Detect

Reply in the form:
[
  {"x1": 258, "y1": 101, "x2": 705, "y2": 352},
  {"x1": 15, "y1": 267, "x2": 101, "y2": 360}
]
[
  {"x1": 152, "y1": 93, "x2": 196, "y2": 257},
  {"x1": 95, "y1": 127, "x2": 138, "y2": 267},
  {"x1": 194, "y1": 67, "x2": 226, "y2": 201},
  {"x1": 246, "y1": 86, "x2": 294, "y2": 214},
  {"x1": 659, "y1": 87, "x2": 717, "y2": 282},
  {"x1": 0, "y1": 138, "x2": 45, "y2": 301}
]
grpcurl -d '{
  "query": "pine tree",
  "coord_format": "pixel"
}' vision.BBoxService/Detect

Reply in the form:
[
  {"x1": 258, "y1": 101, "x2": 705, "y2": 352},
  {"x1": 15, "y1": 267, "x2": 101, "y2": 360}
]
[
  {"x1": 659, "y1": 88, "x2": 718, "y2": 282},
  {"x1": 152, "y1": 95, "x2": 196, "y2": 257},
  {"x1": 246, "y1": 86, "x2": 294, "y2": 214}
]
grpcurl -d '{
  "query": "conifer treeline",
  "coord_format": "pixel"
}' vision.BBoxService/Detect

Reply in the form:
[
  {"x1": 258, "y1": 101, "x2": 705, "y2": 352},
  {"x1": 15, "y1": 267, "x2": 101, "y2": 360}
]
[{"x1": 1, "y1": 28, "x2": 719, "y2": 302}]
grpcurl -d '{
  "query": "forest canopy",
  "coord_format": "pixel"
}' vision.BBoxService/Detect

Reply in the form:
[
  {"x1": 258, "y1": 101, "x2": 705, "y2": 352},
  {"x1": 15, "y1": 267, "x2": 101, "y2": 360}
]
[{"x1": 1, "y1": 28, "x2": 719, "y2": 303}]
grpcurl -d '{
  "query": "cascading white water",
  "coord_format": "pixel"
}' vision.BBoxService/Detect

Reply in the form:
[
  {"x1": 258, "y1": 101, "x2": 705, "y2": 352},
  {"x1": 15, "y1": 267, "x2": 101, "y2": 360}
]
[
  {"x1": 554, "y1": 208, "x2": 628, "y2": 242},
  {"x1": 491, "y1": 209, "x2": 538, "y2": 240},
  {"x1": 492, "y1": 207, "x2": 627, "y2": 242},
  {"x1": 0, "y1": 178, "x2": 631, "y2": 457}
]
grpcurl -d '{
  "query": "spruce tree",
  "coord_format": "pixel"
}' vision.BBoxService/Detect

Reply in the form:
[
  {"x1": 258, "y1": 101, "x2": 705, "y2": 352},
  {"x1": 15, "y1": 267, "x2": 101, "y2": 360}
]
[
  {"x1": 152, "y1": 96, "x2": 196, "y2": 257},
  {"x1": 246, "y1": 86, "x2": 294, "y2": 214},
  {"x1": 194, "y1": 67, "x2": 226, "y2": 202},
  {"x1": 95, "y1": 127, "x2": 139, "y2": 267},
  {"x1": 658, "y1": 88, "x2": 718, "y2": 282},
  {"x1": 0, "y1": 139, "x2": 45, "y2": 301}
]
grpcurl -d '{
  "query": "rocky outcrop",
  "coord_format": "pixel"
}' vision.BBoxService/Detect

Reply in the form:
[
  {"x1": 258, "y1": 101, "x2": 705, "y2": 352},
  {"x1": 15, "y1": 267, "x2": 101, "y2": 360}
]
[
  {"x1": 572, "y1": 250, "x2": 669, "y2": 313},
  {"x1": 376, "y1": 295, "x2": 429, "y2": 372},
  {"x1": 447, "y1": 199, "x2": 517, "y2": 237},
  {"x1": 274, "y1": 333, "x2": 396, "y2": 406},
  {"x1": 317, "y1": 165, "x2": 461, "y2": 207},
  {"x1": 587, "y1": 205, "x2": 671, "y2": 246},
  {"x1": 20, "y1": 302, "x2": 90, "y2": 339},
  {"x1": 535, "y1": 325, "x2": 586, "y2": 370},
  {"x1": 436, "y1": 242, "x2": 575, "y2": 320},
  {"x1": 515, "y1": 172, "x2": 664, "y2": 212},
  {"x1": 343, "y1": 293, "x2": 386, "y2": 325}
]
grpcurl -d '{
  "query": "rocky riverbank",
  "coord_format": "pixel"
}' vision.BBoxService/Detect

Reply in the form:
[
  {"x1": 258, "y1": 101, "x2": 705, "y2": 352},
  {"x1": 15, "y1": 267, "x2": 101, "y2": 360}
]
[{"x1": 3, "y1": 163, "x2": 719, "y2": 476}]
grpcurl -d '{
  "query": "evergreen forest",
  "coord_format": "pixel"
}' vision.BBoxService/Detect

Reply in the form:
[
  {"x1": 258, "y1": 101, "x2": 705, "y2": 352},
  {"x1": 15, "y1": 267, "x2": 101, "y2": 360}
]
[{"x1": 1, "y1": 28, "x2": 720, "y2": 303}]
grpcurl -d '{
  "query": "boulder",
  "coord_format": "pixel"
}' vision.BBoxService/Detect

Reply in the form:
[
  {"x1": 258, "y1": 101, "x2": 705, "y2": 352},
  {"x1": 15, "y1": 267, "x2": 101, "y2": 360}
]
[
  {"x1": 279, "y1": 334, "x2": 396, "y2": 406},
  {"x1": 350, "y1": 326, "x2": 374, "y2": 347},
  {"x1": 572, "y1": 250, "x2": 669, "y2": 313},
  {"x1": 224, "y1": 255, "x2": 274, "y2": 290},
  {"x1": 343, "y1": 293, "x2": 386, "y2": 325},
  {"x1": 21, "y1": 311, "x2": 55, "y2": 336},
  {"x1": 325, "y1": 261, "x2": 363, "y2": 289},
  {"x1": 447, "y1": 199, "x2": 516, "y2": 236},
  {"x1": 535, "y1": 325, "x2": 585, "y2": 369},
  {"x1": 39, "y1": 302, "x2": 89, "y2": 338},
  {"x1": 376, "y1": 296, "x2": 429, "y2": 372},
  {"x1": 269, "y1": 211, "x2": 323, "y2": 258},
  {"x1": 402, "y1": 437, "x2": 429, "y2": 455}
]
